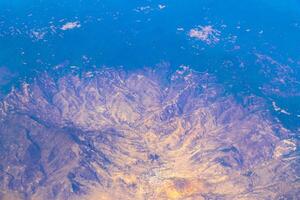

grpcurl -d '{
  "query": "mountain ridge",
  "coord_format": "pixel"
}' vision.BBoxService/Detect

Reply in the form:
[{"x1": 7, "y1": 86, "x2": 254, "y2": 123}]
[{"x1": 0, "y1": 65, "x2": 298, "y2": 200}]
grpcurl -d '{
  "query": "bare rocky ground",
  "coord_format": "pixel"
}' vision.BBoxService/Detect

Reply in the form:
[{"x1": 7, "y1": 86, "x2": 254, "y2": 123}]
[{"x1": 0, "y1": 66, "x2": 299, "y2": 200}]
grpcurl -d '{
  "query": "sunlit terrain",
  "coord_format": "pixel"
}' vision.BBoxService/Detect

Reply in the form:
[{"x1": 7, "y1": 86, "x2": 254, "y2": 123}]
[
  {"x1": 0, "y1": 0, "x2": 300, "y2": 200},
  {"x1": 0, "y1": 66, "x2": 298, "y2": 199}
]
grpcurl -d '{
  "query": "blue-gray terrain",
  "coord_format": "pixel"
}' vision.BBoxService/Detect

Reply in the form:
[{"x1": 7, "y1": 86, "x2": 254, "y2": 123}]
[
  {"x1": 0, "y1": 66, "x2": 299, "y2": 199},
  {"x1": 0, "y1": 0, "x2": 300, "y2": 199}
]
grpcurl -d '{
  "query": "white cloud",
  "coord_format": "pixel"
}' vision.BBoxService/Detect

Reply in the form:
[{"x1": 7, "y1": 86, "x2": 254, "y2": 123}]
[
  {"x1": 158, "y1": 4, "x2": 166, "y2": 9},
  {"x1": 272, "y1": 101, "x2": 291, "y2": 115},
  {"x1": 189, "y1": 25, "x2": 220, "y2": 45},
  {"x1": 61, "y1": 21, "x2": 81, "y2": 31}
]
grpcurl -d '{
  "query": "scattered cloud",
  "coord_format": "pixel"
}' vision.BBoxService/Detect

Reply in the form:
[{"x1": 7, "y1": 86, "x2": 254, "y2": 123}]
[
  {"x1": 158, "y1": 4, "x2": 166, "y2": 10},
  {"x1": 134, "y1": 6, "x2": 151, "y2": 13},
  {"x1": 189, "y1": 25, "x2": 221, "y2": 45},
  {"x1": 272, "y1": 101, "x2": 291, "y2": 115},
  {"x1": 30, "y1": 29, "x2": 47, "y2": 41},
  {"x1": 61, "y1": 21, "x2": 81, "y2": 31}
]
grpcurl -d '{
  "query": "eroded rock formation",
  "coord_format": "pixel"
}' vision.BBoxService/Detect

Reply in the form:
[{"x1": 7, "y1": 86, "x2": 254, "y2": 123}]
[{"x1": 0, "y1": 66, "x2": 298, "y2": 200}]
